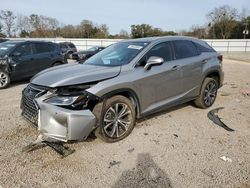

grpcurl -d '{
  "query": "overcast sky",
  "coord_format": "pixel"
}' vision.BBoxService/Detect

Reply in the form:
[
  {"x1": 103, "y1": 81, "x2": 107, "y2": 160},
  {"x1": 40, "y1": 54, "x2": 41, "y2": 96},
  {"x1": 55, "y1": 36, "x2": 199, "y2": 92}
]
[{"x1": 0, "y1": 0, "x2": 249, "y2": 34}]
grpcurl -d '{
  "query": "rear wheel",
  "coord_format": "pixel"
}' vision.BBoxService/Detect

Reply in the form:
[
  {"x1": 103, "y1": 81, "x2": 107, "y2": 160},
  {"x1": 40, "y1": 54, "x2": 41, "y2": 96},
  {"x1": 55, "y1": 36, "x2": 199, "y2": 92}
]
[
  {"x1": 93, "y1": 95, "x2": 136, "y2": 143},
  {"x1": 194, "y1": 77, "x2": 218, "y2": 108},
  {"x1": 0, "y1": 71, "x2": 10, "y2": 89},
  {"x1": 52, "y1": 62, "x2": 63, "y2": 67}
]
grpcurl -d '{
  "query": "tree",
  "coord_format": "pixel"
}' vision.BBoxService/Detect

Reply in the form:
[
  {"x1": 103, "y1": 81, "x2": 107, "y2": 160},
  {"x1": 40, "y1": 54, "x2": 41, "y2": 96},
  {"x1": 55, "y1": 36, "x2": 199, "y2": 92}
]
[
  {"x1": 207, "y1": 5, "x2": 239, "y2": 39},
  {"x1": 28, "y1": 14, "x2": 59, "y2": 37},
  {"x1": 0, "y1": 10, "x2": 16, "y2": 37},
  {"x1": 131, "y1": 24, "x2": 153, "y2": 38},
  {"x1": 0, "y1": 22, "x2": 6, "y2": 38},
  {"x1": 119, "y1": 29, "x2": 130, "y2": 39},
  {"x1": 131, "y1": 24, "x2": 177, "y2": 38},
  {"x1": 79, "y1": 20, "x2": 94, "y2": 38},
  {"x1": 16, "y1": 14, "x2": 32, "y2": 37},
  {"x1": 183, "y1": 25, "x2": 207, "y2": 39}
]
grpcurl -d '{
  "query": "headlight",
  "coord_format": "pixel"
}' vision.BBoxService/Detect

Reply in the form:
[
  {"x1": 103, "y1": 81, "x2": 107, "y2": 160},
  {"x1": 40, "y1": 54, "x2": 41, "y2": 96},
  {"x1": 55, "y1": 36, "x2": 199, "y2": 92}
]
[
  {"x1": 45, "y1": 96, "x2": 79, "y2": 106},
  {"x1": 0, "y1": 59, "x2": 8, "y2": 65}
]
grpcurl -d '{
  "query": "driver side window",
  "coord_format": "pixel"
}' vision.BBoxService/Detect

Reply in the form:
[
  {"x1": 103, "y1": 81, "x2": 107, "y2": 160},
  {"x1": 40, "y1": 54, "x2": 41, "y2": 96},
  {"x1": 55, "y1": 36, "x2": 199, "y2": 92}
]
[
  {"x1": 14, "y1": 43, "x2": 32, "y2": 56},
  {"x1": 138, "y1": 42, "x2": 173, "y2": 66}
]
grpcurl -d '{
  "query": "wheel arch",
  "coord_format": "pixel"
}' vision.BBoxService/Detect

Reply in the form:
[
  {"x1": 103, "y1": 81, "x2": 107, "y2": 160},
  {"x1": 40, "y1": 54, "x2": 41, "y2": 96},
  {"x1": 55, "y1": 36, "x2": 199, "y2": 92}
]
[
  {"x1": 204, "y1": 70, "x2": 221, "y2": 86},
  {"x1": 101, "y1": 88, "x2": 141, "y2": 118}
]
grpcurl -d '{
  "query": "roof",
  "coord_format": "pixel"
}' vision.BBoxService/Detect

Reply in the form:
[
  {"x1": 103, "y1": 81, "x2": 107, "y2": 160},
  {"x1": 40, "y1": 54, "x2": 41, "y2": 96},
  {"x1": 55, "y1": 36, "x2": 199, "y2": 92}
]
[{"x1": 122, "y1": 36, "x2": 199, "y2": 43}]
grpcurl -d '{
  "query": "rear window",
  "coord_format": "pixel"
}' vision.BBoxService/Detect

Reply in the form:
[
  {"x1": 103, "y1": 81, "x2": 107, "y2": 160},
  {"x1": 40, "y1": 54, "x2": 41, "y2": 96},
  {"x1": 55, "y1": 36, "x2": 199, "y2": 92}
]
[
  {"x1": 34, "y1": 43, "x2": 51, "y2": 53},
  {"x1": 48, "y1": 43, "x2": 57, "y2": 51},
  {"x1": 173, "y1": 40, "x2": 198, "y2": 59},
  {"x1": 68, "y1": 43, "x2": 75, "y2": 48},
  {"x1": 195, "y1": 42, "x2": 215, "y2": 53}
]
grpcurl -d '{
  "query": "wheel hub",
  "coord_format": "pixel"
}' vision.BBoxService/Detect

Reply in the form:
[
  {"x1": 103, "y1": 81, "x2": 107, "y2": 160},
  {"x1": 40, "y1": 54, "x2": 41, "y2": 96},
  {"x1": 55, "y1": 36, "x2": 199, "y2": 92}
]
[
  {"x1": 204, "y1": 81, "x2": 217, "y2": 106},
  {"x1": 103, "y1": 103, "x2": 132, "y2": 138}
]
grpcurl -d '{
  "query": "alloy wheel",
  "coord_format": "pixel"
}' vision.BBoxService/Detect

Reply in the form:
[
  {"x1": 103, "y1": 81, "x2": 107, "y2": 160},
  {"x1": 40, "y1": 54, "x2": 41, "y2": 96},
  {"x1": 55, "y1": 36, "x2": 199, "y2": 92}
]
[
  {"x1": 204, "y1": 81, "x2": 217, "y2": 106},
  {"x1": 103, "y1": 103, "x2": 132, "y2": 138},
  {"x1": 0, "y1": 72, "x2": 8, "y2": 88}
]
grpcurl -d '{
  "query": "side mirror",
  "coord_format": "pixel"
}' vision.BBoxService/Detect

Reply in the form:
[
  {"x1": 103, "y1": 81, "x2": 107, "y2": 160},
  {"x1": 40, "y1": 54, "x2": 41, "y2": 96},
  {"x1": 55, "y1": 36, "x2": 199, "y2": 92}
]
[{"x1": 144, "y1": 56, "x2": 164, "y2": 70}]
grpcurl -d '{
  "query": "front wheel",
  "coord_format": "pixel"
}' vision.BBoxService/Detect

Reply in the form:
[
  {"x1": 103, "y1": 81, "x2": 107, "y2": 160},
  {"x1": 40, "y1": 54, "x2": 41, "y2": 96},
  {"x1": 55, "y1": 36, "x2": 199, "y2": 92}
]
[
  {"x1": 194, "y1": 77, "x2": 218, "y2": 108},
  {"x1": 0, "y1": 71, "x2": 10, "y2": 89},
  {"x1": 93, "y1": 95, "x2": 136, "y2": 143}
]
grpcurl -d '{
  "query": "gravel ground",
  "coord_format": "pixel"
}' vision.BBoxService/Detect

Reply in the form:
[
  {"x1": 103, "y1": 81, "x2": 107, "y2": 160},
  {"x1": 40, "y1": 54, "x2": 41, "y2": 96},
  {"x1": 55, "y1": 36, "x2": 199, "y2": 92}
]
[{"x1": 0, "y1": 59, "x2": 250, "y2": 188}]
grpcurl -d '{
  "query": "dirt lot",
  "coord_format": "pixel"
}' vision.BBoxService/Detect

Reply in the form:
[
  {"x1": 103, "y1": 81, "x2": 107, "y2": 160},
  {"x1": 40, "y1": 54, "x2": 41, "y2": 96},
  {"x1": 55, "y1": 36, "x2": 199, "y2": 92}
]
[{"x1": 0, "y1": 58, "x2": 249, "y2": 188}]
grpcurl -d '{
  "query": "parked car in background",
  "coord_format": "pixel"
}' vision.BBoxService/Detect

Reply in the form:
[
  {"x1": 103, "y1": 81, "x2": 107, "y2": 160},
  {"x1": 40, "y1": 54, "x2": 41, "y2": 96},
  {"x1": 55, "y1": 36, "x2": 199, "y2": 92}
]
[
  {"x1": 59, "y1": 42, "x2": 77, "y2": 59},
  {"x1": 21, "y1": 36, "x2": 224, "y2": 143},
  {"x1": 71, "y1": 46, "x2": 105, "y2": 61},
  {"x1": 0, "y1": 39, "x2": 9, "y2": 43},
  {"x1": 0, "y1": 40, "x2": 66, "y2": 88}
]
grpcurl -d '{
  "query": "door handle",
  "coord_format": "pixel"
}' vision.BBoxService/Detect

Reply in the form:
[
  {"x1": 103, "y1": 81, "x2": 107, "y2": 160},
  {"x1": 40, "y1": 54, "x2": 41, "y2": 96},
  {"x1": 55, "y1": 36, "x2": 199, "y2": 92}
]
[
  {"x1": 171, "y1": 65, "x2": 180, "y2": 71},
  {"x1": 202, "y1": 59, "x2": 208, "y2": 64}
]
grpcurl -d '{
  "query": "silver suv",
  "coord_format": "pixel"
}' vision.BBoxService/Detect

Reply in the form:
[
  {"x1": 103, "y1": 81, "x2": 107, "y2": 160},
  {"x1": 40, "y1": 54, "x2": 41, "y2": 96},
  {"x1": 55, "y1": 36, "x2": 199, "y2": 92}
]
[{"x1": 21, "y1": 36, "x2": 224, "y2": 143}]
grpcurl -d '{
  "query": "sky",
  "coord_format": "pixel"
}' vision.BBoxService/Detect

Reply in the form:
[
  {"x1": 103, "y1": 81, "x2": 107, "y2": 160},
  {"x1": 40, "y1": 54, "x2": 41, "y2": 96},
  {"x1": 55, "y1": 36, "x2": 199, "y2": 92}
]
[{"x1": 0, "y1": 0, "x2": 249, "y2": 34}]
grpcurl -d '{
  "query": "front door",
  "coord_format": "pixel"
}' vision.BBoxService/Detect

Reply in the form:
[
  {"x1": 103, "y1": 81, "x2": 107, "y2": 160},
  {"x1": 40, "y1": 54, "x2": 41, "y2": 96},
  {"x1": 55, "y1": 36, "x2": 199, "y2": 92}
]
[{"x1": 134, "y1": 42, "x2": 182, "y2": 115}]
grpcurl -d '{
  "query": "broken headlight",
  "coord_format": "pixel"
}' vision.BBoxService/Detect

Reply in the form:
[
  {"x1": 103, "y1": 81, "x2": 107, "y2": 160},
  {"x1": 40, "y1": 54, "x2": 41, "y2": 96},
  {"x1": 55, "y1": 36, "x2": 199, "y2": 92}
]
[
  {"x1": 44, "y1": 84, "x2": 99, "y2": 109},
  {"x1": 45, "y1": 96, "x2": 79, "y2": 106}
]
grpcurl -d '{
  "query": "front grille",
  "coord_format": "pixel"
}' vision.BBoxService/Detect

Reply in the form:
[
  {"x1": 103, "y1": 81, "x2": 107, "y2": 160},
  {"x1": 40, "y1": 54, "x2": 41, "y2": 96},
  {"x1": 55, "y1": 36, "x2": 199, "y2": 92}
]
[{"x1": 21, "y1": 84, "x2": 46, "y2": 126}]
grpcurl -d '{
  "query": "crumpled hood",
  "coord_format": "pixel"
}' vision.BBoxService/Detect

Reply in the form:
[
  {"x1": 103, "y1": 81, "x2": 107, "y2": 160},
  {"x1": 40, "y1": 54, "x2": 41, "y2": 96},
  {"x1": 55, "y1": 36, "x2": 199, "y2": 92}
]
[{"x1": 31, "y1": 63, "x2": 121, "y2": 88}]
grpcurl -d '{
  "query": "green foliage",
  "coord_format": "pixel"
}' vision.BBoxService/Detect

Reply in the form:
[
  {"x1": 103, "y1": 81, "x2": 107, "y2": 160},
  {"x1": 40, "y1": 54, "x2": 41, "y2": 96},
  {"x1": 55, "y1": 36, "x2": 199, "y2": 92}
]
[
  {"x1": 131, "y1": 24, "x2": 177, "y2": 38},
  {"x1": 0, "y1": 5, "x2": 249, "y2": 39}
]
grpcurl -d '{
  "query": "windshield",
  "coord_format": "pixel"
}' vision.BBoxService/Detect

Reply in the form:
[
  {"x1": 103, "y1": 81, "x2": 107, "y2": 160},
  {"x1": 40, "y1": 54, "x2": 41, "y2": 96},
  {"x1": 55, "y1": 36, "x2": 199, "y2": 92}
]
[
  {"x1": 88, "y1": 47, "x2": 98, "y2": 51},
  {"x1": 84, "y1": 42, "x2": 149, "y2": 66},
  {"x1": 0, "y1": 42, "x2": 19, "y2": 56}
]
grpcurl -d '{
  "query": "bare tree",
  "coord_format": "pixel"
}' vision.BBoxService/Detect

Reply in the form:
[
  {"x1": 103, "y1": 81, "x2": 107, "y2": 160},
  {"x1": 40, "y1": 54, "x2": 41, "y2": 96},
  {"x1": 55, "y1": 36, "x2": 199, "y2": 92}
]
[
  {"x1": 119, "y1": 29, "x2": 130, "y2": 38},
  {"x1": 0, "y1": 10, "x2": 16, "y2": 37},
  {"x1": 16, "y1": 14, "x2": 32, "y2": 37},
  {"x1": 207, "y1": 5, "x2": 239, "y2": 39}
]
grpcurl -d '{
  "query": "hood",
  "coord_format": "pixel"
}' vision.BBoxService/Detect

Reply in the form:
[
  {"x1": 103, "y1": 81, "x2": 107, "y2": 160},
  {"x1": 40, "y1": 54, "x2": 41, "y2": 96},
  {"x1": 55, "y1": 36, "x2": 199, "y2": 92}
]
[{"x1": 31, "y1": 64, "x2": 121, "y2": 88}]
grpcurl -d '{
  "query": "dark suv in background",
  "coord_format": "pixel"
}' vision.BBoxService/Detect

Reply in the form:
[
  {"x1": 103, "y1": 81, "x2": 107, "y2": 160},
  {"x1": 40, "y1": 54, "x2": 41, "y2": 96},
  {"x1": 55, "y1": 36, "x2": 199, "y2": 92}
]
[
  {"x1": 71, "y1": 46, "x2": 105, "y2": 62},
  {"x1": 0, "y1": 40, "x2": 66, "y2": 88},
  {"x1": 59, "y1": 42, "x2": 77, "y2": 59}
]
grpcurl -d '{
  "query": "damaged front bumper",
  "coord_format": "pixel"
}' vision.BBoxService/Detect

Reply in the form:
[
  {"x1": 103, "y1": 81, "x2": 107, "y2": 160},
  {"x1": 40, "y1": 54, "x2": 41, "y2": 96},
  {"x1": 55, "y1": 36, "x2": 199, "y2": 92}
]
[{"x1": 35, "y1": 96, "x2": 96, "y2": 142}]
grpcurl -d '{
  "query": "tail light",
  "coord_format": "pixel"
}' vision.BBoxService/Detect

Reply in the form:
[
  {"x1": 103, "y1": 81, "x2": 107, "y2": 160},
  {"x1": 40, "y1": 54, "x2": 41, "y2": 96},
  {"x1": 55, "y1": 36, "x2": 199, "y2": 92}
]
[{"x1": 217, "y1": 55, "x2": 223, "y2": 62}]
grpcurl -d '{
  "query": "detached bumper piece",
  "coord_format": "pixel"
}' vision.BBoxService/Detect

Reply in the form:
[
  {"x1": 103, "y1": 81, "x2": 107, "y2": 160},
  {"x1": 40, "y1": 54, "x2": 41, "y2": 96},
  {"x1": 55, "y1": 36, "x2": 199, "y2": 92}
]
[
  {"x1": 22, "y1": 135, "x2": 75, "y2": 158},
  {"x1": 36, "y1": 96, "x2": 96, "y2": 142}
]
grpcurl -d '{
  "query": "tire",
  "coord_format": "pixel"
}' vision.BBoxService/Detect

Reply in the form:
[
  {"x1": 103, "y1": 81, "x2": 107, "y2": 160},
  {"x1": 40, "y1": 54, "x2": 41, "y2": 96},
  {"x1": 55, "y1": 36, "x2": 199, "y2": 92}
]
[
  {"x1": 93, "y1": 95, "x2": 136, "y2": 143},
  {"x1": 52, "y1": 62, "x2": 62, "y2": 67},
  {"x1": 194, "y1": 77, "x2": 218, "y2": 109},
  {"x1": 0, "y1": 71, "x2": 10, "y2": 89}
]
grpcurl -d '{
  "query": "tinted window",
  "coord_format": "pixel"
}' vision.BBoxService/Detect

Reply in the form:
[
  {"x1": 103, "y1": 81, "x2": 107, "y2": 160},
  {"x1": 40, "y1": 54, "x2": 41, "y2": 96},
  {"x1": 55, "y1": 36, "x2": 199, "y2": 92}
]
[
  {"x1": 173, "y1": 40, "x2": 198, "y2": 59},
  {"x1": 34, "y1": 43, "x2": 51, "y2": 53},
  {"x1": 68, "y1": 43, "x2": 75, "y2": 48},
  {"x1": 138, "y1": 42, "x2": 173, "y2": 66},
  {"x1": 195, "y1": 42, "x2": 215, "y2": 53},
  {"x1": 48, "y1": 43, "x2": 56, "y2": 51},
  {"x1": 60, "y1": 43, "x2": 67, "y2": 49},
  {"x1": 0, "y1": 42, "x2": 20, "y2": 56},
  {"x1": 14, "y1": 43, "x2": 32, "y2": 56},
  {"x1": 148, "y1": 42, "x2": 173, "y2": 61}
]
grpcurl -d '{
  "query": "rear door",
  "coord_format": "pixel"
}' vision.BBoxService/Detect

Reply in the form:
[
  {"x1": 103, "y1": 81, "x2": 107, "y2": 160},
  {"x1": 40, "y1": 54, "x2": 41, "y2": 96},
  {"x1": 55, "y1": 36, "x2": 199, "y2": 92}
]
[
  {"x1": 172, "y1": 40, "x2": 203, "y2": 98},
  {"x1": 10, "y1": 43, "x2": 35, "y2": 79},
  {"x1": 32, "y1": 42, "x2": 53, "y2": 74}
]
